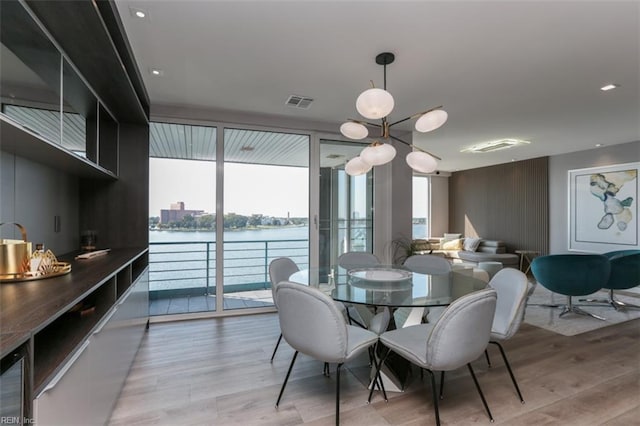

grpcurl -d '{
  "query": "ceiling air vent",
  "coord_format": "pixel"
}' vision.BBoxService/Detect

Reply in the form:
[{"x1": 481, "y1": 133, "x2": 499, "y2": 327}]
[{"x1": 285, "y1": 95, "x2": 314, "y2": 109}]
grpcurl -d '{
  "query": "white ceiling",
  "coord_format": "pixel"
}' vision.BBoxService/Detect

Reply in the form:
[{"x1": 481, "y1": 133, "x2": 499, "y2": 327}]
[{"x1": 116, "y1": 1, "x2": 640, "y2": 171}]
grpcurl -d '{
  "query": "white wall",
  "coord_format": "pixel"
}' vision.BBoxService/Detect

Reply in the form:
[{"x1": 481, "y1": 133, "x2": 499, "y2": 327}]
[{"x1": 549, "y1": 141, "x2": 640, "y2": 253}]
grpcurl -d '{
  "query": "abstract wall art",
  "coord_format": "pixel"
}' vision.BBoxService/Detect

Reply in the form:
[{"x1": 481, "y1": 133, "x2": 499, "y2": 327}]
[{"x1": 569, "y1": 162, "x2": 638, "y2": 252}]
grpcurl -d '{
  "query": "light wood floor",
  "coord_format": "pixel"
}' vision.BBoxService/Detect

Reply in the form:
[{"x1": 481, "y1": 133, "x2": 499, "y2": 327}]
[{"x1": 109, "y1": 313, "x2": 640, "y2": 425}]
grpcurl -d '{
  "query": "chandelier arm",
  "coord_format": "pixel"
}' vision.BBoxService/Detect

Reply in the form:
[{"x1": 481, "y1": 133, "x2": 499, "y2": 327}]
[
  {"x1": 388, "y1": 106, "x2": 444, "y2": 128},
  {"x1": 389, "y1": 134, "x2": 442, "y2": 161},
  {"x1": 347, "y1": 118, "x2": 382, "y2": 128}
]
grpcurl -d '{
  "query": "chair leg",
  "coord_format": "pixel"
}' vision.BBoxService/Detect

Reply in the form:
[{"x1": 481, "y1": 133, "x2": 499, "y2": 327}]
[
  {"x1": 484, "y1": 349, "x2": 492, "y2": 367},
  {"x1": 439, "y1": 371, "x2": 445, "y2": 400},
  {"x1": 490, "y1": 341, "x2": 524, "y2": 403},
  {"x1": 467, "y1": 363, "x2": 494, "y2": 422},
  {"x1": 324, "y1": 362, "x2": 330, "y2": 377},
  {"x1": 426, "y1": 369, "x2": 441, "y2": 426},
  {"x1": 368, "y1": 346, "x2": 390, "y2": 404},
  {"x1": 270, "y1": 333, "x2": 283, "y2": 363},
  {"x1": 559, "y1": 296, "x2": 606, "y2": 321},
  {"x1": 336, "y1": 363, "x2": 342, "y2": 426},
  {"x1": 276, "y1": 351, "x2": 299, "y2": 408}
]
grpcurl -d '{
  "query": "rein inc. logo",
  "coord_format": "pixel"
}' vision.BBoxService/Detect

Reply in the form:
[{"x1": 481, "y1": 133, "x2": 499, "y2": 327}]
[{"x1": 0, "y1": 418, "x2": 34, "y2": 424}]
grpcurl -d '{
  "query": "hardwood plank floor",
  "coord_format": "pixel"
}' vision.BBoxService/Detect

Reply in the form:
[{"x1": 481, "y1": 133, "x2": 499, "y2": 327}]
[{"x1": 109, "y1": 314, "x2": 640, "y2": 425}]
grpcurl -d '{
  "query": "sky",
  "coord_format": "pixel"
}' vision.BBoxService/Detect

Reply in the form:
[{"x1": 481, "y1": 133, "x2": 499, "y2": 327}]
[
  {"x1": 149, "y1": 158, "x2": 309, "y2": 218},
  {"x1": 150, "y1": 158, "x2": 428, "y2": 219}
]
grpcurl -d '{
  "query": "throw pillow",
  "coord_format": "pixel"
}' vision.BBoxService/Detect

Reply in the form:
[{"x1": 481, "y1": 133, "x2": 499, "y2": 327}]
[
  {"x1": 463, "y1": 237, "x2": 482, "y2": 252},
  {"x1": 443, "y1": 233, "x2": 462, "y2": 241},
  {"x1": 441, "y1": 238, "x2": 463, "y2": 250}
]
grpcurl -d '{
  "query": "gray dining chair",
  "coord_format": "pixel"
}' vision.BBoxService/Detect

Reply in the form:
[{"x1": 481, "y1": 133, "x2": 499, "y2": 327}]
[
  {"x1": 274, "y1": 282, "x2": 385, "y2": 425},
  {"x1": 485, "y1": 268, "x2": 528, "y2": 403},
  {"x1": 337, "y1": 251, "x2": 382, "y2": 329},
  {"x1": 268, "y1": 257, "x2": 300, "y2": 362},
  {"x1": 373, "y1": 288, "x2": 497, "y2": 426},
  {"x1": 404, "y1": 254, "x2": 452, "y2": 275}
]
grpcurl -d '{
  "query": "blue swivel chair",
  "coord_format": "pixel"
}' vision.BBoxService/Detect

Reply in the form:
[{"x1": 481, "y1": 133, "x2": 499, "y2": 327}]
[
  {"x1": 531, "y1": 254, "x2": 610, "y2": 320},
  {"x1": 602, "y1": 250, "x2": 640, "y2": 310}
]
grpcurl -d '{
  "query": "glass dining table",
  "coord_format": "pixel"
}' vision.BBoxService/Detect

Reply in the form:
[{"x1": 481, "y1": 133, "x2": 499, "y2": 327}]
[
  {"x1": 289, "y1": 264, "x2": 488, "y2": 309},
  {"x1": 288, "y1": 264, "x2": 488, "y2": 392}
]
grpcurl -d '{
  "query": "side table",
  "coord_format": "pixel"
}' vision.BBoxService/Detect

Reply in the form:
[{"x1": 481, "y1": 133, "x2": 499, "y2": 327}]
[{"x1": 515, "y1": 250, "x2": 540, "y2": 274}]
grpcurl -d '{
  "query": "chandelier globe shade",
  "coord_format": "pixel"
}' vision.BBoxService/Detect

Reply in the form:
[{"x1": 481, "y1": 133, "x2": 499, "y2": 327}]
[
  {"x1": 356, "y1": 88, "x2": 395, "y2": 119},
  {"x1": 415, "y1": 109, "x2": 448, "y2": 133},
  {"x1": 340, "y1": 121, "x2": 369, "y2": 140},
  {"x1": 406, "y1": 150, "x2": 438, "y2": 173},
  {"x1": 360, "y1": 142, "x2": 397, "y2": 166},
  {"x1": 345, "y1": 156, "x2": 372, "y2": 176}
]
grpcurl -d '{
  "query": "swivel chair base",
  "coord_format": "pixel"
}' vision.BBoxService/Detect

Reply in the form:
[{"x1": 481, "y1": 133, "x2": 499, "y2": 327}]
[
  {"x1": 580, "y1": 289, "x2": 640, "y2": 311},
  {"x1": 559, "y1": 297, "x2": 605, "y2": 321}
]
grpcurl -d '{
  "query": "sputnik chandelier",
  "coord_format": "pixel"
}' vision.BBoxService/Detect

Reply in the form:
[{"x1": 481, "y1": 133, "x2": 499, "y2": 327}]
[{"x1": 340, "y1": 52, "x2": 448, "y2": 176}]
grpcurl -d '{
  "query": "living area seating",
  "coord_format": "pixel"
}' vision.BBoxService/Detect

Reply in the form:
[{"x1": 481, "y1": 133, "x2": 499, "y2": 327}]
[
  {"x1": 530, "y1": 254, "x2": 611, "y2": 320},
  {"x1": 416, "y1": 234, "x2": 519, "y2": 268},
  {"x1": 597, "y1": 250, "x2": 640, "y2": 310}
]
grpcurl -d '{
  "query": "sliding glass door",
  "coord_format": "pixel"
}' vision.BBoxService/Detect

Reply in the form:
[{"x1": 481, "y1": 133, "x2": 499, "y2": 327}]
[
  {"x1": 318, "y1": 139, "x2": 373, "y2": 268},
  {"x1": 223, "y1": 128, "x2": 309, "y2": 311}
]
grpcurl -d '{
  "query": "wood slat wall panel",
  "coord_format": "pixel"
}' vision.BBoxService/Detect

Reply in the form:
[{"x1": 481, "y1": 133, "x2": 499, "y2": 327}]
[{"x1": 449, "y1": 157, "x2": 549, "y2": 254}]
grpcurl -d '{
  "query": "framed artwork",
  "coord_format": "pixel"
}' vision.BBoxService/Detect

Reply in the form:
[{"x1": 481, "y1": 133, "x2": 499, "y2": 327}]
[{"x1": 568, "y1": 162, "x2": 638, "y2": 252}]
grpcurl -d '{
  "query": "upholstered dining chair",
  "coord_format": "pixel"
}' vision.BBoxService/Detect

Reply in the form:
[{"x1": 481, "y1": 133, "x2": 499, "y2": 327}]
[
  {"x1": 530, "y1": 254, "x2": 610, "y2": 320},
  {"x1": 373, "y1": 288, "x2": 498, "y2": 426},
  {"x1": 268, "y1": 257, "x2": 300, "y2": 362},
  {"x1": 337, "y1": 252, "x2": 382, "y2": 328},
  {"x1": 404, "y1": 254, "x2": 452, "y2": 275},
  {"x1": 486, "y1": 268, "x2": 528, "y2": 403},
  {"x1": 274, "y1": 282, "x2": 385, "y2": 425},
  {"x1": 584, "y1": 250, "x2": 640, "y2": 310}
]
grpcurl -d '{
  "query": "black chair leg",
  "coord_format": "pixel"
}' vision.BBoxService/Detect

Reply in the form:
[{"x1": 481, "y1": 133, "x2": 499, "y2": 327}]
[
  {"x1": 467, "y1": 363, "x2": 494, "y2": 422},
  {"x1": 336, "y1": 363, "x2": 342, "y2": 426},
  {"x1": 275, "y1": 351, "x2": 298, "y2": 408},
  {"x1": 426, "y1": 369, "x2": 441, "y2": 426},
  {"x1": 490, "y1": 341, "x2": 524, "y2": 403},
  {"x1": 368, "y1": 346, "x2": 390, "y2": 404},
  {"x1": 439, "y1": 371, "x2": 445, "y2": 399},
  {"x1": 484, "y1": 349, "x2": 492, "y2": 367},
  {"x1": 270, "y1": 333, "x2": 283, "y2": 363}
]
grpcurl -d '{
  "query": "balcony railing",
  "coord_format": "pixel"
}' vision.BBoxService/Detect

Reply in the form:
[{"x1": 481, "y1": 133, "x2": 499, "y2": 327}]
[{"x1": 148, "y1": 239, "x2": 308, "y2": 299}]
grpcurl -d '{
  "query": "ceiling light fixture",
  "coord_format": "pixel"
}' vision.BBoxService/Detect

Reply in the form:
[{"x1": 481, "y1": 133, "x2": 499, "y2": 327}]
[
  {"x1": 130, "y1": 7, "x2": 147, "y2": 18},
  {"x1": 600, "y1": 83, "x2": 619, "y2": 91},
  {"x1": 340, "y1": 52, "x2": 447, "y2": 176},
  {"x1": 460, "y1": 138, "x2": 530, "y2": 154},
  {"x1": 151, "y1": 69, "x2": 164, "y2": 76}
]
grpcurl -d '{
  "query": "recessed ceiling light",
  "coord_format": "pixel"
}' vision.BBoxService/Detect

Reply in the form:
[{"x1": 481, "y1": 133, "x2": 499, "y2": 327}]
[
  {"x1": 130, "y1": 7, "x2": 147, "y2": 18},
  {"x1": 595, "y1": 143, "x2": 604, "y2": 147},
  {"x1": 511, "y1": 158, "x2": 517, "y2": 162},
  {"x1": 600, "y1": 83, "x2": 619, "y2": 91},
  {"x1": 461, "y1": 139, "x2": 530, "y2": 154},
  {"x1": 150, "y1": 69, "x2": 164, "y2": 76}
]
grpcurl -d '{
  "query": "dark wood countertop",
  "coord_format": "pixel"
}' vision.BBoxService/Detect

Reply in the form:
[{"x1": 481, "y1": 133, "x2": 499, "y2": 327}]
[{"x1": 0, "y1": 247, "x2": 147, "y2": 357}]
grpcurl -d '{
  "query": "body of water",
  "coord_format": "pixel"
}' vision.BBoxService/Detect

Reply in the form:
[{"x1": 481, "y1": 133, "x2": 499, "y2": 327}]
[{"x1": 149, "y1": 224, "x2": 426, "y2": 292}]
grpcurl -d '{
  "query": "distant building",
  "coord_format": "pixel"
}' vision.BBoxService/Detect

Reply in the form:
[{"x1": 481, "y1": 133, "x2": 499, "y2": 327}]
[{"x1": 160, "y1": 201, "x2": 204, "y2": 224}]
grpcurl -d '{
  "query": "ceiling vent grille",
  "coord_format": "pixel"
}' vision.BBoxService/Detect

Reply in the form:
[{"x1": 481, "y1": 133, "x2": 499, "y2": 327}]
[{"x1": 286, "y1": 95, "x2": 314, "y2": 109}]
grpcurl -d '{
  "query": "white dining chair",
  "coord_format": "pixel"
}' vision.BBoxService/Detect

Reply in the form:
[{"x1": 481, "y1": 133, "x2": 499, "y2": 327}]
[
  {"x1": 373, "y1": 288, "x2": 497, "y2": 426},
  {"x1": 337, "y1": 252, "x2": 382, "y2": 328},
  {"x1": 274, "y1": 282, "x2": 385, "y2": 425},
  {"x1": 486, "y1": 267, "x2": 528, "y2": 403},
  {"x1": 268, "y1": 257, "x2": 300, "y2": 362},
  {"x1": 404, "y1": 254, "x2": 452, "y2": 275}
]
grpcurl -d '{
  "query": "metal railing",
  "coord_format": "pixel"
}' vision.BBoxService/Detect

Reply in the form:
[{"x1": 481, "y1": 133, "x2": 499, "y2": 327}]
[{"x1": 148, "y1": 239, "x2": 308, "y2": 297}]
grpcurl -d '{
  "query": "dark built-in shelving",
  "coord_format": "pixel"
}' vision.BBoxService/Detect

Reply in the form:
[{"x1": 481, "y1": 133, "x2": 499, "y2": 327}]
[
  {"x1": 0, "y1": 248, "x2": 148, "y2": 393},
  {"x1": 0, "y1": 115, "x2": 117, "y2": 180}
]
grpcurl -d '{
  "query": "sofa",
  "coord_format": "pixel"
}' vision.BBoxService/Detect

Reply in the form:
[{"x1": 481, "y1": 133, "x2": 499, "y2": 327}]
[{"x1": 413, "y1": 235, "x2": 519, "y2": 268}]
